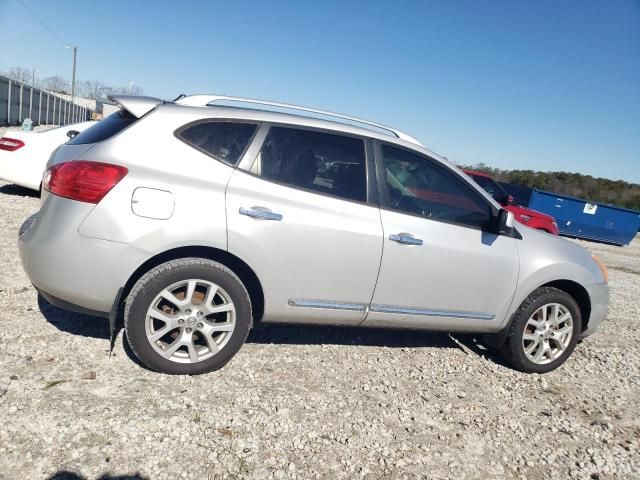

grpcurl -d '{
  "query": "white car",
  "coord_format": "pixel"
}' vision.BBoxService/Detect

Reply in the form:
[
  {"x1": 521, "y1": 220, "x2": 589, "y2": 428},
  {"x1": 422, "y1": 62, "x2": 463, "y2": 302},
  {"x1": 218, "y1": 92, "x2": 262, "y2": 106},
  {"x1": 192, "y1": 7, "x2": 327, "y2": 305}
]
[{"x1": 0, "y1": 121, "x2": 95, "y2": 191}]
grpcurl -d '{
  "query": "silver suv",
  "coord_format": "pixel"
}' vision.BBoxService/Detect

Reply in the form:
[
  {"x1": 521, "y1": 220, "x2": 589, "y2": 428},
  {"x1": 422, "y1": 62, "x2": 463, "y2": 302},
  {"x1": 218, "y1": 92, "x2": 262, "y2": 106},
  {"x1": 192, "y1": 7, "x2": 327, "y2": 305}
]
[{"x1": 18, "y1": 94, "x2": 609, "y2": 374}]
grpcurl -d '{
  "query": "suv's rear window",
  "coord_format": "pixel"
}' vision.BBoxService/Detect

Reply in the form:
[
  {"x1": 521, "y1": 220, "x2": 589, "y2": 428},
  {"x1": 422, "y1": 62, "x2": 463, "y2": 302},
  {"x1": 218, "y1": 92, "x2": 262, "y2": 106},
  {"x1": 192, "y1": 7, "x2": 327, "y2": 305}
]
[
  {"x1": 176, "y1": 121, "x2": 257, "y2": 166},
  {"x1": 67, "y1": 110, "x2": 136, "y2": 145}
]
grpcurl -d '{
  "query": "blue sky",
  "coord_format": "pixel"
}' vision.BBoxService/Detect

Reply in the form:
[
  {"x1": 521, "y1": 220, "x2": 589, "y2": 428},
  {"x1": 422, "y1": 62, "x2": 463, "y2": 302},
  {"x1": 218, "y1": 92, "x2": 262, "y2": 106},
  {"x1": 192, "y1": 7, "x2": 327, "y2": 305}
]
[{"x1": 1, "y1": 0, "x2": 639, "y2": 183}]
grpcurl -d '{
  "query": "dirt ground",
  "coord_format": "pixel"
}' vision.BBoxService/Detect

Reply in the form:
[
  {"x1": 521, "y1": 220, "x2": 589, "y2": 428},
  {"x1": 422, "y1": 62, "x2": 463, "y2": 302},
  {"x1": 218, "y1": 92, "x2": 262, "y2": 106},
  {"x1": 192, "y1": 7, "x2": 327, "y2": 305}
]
[{"x1": 0, "y1": 180, "x2": 638, "y2": 479}]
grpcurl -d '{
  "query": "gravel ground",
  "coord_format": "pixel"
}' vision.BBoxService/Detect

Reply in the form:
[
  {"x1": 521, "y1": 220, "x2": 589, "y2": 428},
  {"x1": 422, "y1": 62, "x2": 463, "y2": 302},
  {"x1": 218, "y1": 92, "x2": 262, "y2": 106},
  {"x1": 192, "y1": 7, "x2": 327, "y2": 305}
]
[{"x1": 0, "y1": 180, "x2": 638, "y2": 480}]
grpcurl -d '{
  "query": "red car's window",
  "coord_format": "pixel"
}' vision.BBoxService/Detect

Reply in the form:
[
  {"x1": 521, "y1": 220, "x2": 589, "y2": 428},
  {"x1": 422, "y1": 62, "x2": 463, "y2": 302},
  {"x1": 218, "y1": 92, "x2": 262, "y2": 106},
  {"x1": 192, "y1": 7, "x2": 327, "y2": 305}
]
[{"x1": 468, "y1": 173, "x2": 510, "y2": 204}]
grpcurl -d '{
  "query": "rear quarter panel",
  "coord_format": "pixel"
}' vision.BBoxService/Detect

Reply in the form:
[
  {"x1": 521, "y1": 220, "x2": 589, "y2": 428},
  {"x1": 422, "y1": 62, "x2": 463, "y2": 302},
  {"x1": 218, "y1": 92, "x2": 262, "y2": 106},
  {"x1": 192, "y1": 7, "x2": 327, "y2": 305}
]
[{"x1": 76, "y1": 107, "x2": 234, "y2": 260}]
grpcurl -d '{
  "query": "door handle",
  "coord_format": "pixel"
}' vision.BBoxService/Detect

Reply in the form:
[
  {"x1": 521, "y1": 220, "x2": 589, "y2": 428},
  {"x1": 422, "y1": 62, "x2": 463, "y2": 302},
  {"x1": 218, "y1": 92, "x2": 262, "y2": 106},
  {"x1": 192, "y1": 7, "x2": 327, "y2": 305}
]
[
  {"x1": 389, "y1": 233, "x2": 423, "y2": 245},
  {"x1": 239, "y1": 206, "x2": 283, "y2": 221}
]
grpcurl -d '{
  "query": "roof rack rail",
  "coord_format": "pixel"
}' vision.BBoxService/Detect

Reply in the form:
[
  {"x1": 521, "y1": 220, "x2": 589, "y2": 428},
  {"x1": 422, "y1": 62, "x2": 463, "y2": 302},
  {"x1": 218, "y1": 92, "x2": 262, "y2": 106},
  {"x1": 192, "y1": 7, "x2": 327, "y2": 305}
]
[{"x1": 175, "y1": 94, "x2": 423, "y2": 147}]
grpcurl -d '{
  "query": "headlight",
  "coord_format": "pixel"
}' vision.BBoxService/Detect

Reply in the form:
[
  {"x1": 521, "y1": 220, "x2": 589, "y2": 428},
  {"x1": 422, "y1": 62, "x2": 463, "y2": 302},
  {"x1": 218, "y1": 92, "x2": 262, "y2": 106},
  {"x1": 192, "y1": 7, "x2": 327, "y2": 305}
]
[{"x1": 591, "y1": 254, "x2": 609, "y2": 283}]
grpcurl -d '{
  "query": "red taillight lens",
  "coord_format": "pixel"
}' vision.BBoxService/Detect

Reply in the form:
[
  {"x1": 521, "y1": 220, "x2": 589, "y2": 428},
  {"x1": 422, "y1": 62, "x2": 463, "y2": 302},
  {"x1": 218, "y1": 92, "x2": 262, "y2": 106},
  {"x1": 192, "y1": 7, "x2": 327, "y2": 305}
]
[
  {"x1": 43, "y1": 161, "x2": 128, "y2": 204},
  {"x1": 0, "y1": 137, "x2": 25, "y2": 151}
]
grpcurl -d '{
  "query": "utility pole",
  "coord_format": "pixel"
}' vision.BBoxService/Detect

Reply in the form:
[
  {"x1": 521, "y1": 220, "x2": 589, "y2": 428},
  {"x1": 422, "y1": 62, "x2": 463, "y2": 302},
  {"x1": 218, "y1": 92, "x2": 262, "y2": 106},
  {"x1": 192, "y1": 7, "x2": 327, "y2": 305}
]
[
  {"x1": 71, "y1": 46, "x2": 77, "y2": 101},
  {"x1": 32, "y1": 69, "x2": 35, "y2": 86}
]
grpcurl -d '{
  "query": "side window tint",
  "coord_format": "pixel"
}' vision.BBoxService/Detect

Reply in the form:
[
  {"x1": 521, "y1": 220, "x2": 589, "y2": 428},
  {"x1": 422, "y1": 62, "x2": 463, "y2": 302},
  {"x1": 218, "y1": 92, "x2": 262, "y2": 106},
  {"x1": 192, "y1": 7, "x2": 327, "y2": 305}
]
[
  {"x1": 381, "y1": 144, "x2": 491, "y2": 229},
  {"x1": 250, "y1": 126, "x2": 367, "y2": 202},
  {"x1": 178, "y1": 121, "x2": 257, "y2": 165}
]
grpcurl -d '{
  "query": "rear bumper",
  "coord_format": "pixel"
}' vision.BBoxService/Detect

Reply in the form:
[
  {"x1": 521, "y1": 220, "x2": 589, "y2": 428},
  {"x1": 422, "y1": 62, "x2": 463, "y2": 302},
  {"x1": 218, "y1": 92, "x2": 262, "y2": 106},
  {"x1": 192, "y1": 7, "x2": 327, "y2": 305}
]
[
  {"x1": 18, "y1": 197, "x2": 147, "y2": 314},
  {"x1": 36, "y1": 287, "x2": 109, "y2": 318},
  {"x1": 581, "y1": 282, "x2": 609, "y2": 337}
]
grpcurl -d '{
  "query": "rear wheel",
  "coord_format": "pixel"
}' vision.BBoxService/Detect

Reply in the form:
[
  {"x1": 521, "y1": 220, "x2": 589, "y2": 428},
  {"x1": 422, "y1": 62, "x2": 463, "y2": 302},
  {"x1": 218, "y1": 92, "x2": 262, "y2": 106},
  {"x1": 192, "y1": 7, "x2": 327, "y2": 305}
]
[
  {"x1": 501, "y1": 287, "x2": 581, "y2": 373},
  {"x1": 124, "y1": 258, "x2": 251, "y2": 374}
]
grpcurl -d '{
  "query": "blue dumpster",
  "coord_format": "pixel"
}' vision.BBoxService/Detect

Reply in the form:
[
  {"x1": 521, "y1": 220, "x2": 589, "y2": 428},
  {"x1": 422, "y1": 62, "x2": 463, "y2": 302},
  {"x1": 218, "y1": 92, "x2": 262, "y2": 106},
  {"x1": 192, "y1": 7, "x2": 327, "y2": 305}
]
[{"x1": 528, "y1": 189, "x2": 640, "y2": 246}]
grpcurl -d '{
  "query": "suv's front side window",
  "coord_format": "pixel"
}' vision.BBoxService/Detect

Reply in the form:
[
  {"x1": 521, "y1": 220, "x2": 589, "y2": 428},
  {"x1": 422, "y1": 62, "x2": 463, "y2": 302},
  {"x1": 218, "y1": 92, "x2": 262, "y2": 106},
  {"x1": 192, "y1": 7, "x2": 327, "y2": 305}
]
[
  {"x1": 380, "y1": 144, "x2": 492, "y2": 229},
  {"x1": 250, "y1": 126, "x2": 367, "y2": 202}
]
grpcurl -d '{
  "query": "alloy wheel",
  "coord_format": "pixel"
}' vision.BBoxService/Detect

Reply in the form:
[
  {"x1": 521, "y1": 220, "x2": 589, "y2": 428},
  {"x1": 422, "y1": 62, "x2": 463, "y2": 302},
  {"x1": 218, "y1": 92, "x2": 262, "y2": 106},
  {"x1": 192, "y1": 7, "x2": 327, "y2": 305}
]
[
  {"x1": 522, "y1": 303, "x2": 573, "y2": 365},
  {"x1": 145, "y1": 279, "x2": 236, "y2": 364}
]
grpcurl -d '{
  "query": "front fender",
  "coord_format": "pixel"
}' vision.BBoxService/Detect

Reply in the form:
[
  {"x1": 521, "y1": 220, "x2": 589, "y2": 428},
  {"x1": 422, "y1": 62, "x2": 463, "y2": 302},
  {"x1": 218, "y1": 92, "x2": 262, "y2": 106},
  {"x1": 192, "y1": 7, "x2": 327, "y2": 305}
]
[{"x1": 498, "y1": 227, "x2": 602, "y2": 331}]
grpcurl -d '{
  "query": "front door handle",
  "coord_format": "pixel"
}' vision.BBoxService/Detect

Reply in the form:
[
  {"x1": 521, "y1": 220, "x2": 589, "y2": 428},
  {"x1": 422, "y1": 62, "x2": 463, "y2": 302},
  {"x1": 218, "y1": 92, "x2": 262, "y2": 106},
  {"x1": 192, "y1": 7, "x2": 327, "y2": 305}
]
[
  {"x1": 389, "y1": 233, "x2": 423, "y2": 245},
  {"x1": 239, "y1": 206, "x2": 283, "y2": 221}
]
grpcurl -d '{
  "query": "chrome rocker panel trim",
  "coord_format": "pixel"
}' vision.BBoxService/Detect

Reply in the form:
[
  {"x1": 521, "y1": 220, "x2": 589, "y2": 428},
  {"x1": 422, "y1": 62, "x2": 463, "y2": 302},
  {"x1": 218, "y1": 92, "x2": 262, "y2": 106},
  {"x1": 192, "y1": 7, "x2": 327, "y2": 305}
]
[
  {"x1": 288, "y1": 299, "x2": 494, "y2": 321},
  {"x1": 369, "y1": 304, "x2": 495, "y2": 320},
  {"x1": 288, "y1": 299, "x2": 367, "y2": 312}
]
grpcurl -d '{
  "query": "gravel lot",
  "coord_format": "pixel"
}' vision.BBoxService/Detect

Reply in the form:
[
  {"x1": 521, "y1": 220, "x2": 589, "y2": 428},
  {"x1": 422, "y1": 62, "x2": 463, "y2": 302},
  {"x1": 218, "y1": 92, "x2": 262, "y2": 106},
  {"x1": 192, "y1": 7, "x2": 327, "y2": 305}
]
[{"x1": 0, "y1": 179, "x2": 638, "y2": 480}]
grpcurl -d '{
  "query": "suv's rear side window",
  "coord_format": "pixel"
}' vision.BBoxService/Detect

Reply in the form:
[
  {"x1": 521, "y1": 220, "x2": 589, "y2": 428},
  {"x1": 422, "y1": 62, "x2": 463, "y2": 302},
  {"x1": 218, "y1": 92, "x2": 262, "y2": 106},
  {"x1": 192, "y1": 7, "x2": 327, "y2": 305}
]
[
  {"x1": 177, "y1": 121, "x2": 257, "y2": 166},
  {"x1": 249, "y1": 126, "x2": 367, "y2": 202},
  {"x1": 67, "y1": 110, "x2": 137, "y2": 145}
]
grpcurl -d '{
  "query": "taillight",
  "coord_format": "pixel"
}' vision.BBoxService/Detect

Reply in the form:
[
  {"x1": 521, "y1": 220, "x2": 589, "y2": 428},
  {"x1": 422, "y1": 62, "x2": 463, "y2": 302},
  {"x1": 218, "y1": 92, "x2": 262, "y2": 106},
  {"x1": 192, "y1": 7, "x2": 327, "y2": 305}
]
[
  {"x1": 0, "y1": 137, "x2": 25, "y2": 151},
  {"x1": 43, "y1": 161, "x2": 128, "y2": 204}
]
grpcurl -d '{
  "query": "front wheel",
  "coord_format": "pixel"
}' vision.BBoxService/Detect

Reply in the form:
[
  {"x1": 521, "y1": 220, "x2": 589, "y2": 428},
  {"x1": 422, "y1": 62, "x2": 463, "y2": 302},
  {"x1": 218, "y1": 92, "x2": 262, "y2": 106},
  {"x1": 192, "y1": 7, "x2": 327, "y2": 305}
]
[
  {"x1": 124, "y1": 258, "x2": 252, "y2": 375},
  {"x1": 501, "y1": 287, "x2": 582, "y2": 373}
]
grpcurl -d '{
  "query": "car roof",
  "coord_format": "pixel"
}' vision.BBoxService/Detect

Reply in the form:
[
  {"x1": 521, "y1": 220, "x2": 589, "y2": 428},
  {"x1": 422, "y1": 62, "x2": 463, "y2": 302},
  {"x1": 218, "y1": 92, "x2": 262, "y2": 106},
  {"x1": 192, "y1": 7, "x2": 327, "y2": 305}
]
[
  {"x1": 175, "y1": 94, "x2": 423, "y2": 145},
  {"x1": 110, "y1": 93, "x2": 452, "y2": 165},
  {"x1": 463, "y1": 169, "x2": 494, "y2": 179}
]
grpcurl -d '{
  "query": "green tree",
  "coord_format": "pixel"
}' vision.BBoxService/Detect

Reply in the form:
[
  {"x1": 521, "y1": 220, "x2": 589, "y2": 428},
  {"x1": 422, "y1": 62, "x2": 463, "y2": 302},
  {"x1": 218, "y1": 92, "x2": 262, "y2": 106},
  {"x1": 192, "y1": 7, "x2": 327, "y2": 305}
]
[{"x1": 460, "y1": 164, "x2": 640, "y2": 211}]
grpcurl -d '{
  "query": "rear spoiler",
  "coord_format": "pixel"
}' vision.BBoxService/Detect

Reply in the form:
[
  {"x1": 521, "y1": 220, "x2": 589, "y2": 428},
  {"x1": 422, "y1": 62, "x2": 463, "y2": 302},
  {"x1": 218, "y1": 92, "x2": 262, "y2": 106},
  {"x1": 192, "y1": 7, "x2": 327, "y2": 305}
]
[{"x1": 108, "y1": 95, "x2": 164, "y2": 118}]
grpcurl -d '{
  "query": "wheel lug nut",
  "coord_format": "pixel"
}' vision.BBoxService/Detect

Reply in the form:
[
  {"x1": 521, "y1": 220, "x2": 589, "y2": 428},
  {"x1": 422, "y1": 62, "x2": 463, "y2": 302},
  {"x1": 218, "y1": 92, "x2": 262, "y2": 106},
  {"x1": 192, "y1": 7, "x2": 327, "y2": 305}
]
[
  {"x1": 178, "y1": 319, "x2": 185, "y2": 325},
  {"x1": 186, "y1": 327, "x2": 192, "y2": 333},
  {"x1": 197, "y1": 311, "x2": 203, "y2": 317},
  {"x1": 185, "y1": 309, "x2": 192, "y2": 315},
  {"x1": 197, "y1": 322, "x2": 204, "y2": 328}
]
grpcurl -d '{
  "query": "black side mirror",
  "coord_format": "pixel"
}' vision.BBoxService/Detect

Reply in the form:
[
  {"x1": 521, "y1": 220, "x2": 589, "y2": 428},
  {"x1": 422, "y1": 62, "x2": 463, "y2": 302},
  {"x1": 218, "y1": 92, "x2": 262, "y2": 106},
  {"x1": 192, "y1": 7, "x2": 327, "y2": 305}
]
[
  {"x1": 66, "y1": 130, "x2": 79, "y2": 139},
  {"x1": 496, "y1": 208, "x2": 515, "y2": 234}
]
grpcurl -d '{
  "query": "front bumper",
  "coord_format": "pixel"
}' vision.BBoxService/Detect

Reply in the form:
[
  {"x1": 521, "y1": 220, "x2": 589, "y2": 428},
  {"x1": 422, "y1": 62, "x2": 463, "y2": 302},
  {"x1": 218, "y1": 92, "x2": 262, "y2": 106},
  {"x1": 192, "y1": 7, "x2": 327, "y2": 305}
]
[
  {"x1": 581, "y1": 282, "x2": 610, "y2": 337},
  {"x1": 18, "y1": 197, "x2": 148, "y2": 314}
]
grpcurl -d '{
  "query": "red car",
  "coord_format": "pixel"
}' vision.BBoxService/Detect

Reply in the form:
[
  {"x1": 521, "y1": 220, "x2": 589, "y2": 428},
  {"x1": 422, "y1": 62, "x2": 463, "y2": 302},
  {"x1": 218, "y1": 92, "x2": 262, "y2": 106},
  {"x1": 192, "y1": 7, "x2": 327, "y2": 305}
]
[{"x1": 464, "y1": 170, "x2": 559, "y2": 235}]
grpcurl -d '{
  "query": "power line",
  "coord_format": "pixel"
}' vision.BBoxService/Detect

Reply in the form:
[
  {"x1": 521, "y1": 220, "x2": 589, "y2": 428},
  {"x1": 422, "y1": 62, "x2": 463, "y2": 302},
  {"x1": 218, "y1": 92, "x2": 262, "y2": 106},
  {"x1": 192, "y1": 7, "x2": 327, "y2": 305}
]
[{"x1": 16, "y1": 0, "x2": 69, "y2": 47}]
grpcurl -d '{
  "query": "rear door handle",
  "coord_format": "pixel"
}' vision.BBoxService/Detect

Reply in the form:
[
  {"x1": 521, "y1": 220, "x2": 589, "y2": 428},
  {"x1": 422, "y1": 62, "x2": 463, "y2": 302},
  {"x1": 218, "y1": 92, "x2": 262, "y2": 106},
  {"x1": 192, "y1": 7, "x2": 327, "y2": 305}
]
[
  {"x1": 389, "y1": 233, "x2": 423, "y2": 245},
  {"x1": 239, "y1": 206, "x2": 283, "y2": 221}
]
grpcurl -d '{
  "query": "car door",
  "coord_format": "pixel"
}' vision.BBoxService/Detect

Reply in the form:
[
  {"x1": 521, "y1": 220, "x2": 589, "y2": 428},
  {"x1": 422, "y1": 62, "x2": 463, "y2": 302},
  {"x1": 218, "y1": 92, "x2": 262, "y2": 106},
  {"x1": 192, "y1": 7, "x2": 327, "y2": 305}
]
[
  {"x1": 226, "y1": 124, "x2": 383, "y2": 325},
  {"x1": 364, "y1": 142, "x2": 520, "y2": 332}
]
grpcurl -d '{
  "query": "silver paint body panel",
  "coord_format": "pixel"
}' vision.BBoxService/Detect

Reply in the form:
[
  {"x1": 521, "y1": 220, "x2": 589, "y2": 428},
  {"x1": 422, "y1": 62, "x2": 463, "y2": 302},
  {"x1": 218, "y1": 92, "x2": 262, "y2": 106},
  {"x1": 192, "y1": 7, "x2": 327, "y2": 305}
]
[
  {"x1": 226, "y1": 168, "x2": 383, "y2": 326},
  {"x1": 363, "y1": 208, "x2": 519, "y2": 332},
  {"x1": 18, "y1": 96, "x2": 609, "y2": 337}
]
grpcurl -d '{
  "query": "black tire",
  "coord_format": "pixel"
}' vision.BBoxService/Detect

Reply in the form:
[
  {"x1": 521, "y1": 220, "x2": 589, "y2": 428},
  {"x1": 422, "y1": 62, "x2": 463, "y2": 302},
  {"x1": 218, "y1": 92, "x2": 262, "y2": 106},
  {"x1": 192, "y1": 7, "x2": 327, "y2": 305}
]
[
  {"x1": 124, "y1": 258, "x2": 252, "y2": 375},
  {"x1": 501, "y1": 287, "x2": 582, "y2": 374}
]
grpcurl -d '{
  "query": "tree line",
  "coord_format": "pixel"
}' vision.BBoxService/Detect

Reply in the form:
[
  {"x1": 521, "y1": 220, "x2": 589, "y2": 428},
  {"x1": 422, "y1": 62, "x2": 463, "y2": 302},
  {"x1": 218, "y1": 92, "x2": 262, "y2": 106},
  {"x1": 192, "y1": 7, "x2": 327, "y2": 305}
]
[
  {"x1": 462, "y1": 163, "x2": 640, "y2": 211},
  {"x1": 4, "y1": 66, "x2": 144, "y2": 99}
]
